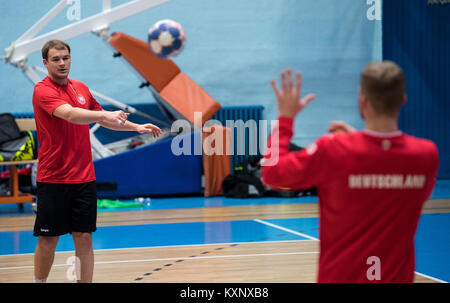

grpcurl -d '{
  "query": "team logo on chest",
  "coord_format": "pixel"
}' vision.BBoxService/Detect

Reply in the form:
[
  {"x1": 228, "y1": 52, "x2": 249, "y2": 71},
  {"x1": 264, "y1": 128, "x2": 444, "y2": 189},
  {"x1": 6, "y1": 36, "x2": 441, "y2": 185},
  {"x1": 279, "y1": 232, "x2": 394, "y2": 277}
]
[{"x1": 77, "y1": 95, "x2": 86, "y2": 105}]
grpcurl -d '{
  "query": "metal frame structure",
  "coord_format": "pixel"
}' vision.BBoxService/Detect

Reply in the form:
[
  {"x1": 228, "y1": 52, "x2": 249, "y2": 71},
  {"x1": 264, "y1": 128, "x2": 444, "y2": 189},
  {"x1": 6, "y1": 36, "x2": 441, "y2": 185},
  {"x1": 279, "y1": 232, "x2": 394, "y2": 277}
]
[
  {"x1": 2, "y1": 0, "x2": 172, "y2": 158},
  {"x1": 4, "y1": 0, "x2": 170, "y2": 67}
]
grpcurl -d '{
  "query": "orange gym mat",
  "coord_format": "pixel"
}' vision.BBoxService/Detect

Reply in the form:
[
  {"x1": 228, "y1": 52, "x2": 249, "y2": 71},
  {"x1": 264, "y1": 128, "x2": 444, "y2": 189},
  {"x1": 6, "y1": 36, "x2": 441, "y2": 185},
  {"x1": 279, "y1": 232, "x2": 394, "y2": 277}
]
[
  {"x1": 108, "y1": 32, "x2": 229, "y2": 196},
  {"x1": 108, "y1": 32, "x2": 221, "y2": 126}
]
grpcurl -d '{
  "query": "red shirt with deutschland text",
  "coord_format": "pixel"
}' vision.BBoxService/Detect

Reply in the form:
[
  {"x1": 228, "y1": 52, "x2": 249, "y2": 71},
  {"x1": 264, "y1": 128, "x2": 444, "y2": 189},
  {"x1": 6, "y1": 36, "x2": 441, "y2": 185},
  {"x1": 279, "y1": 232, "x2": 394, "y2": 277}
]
[
  {"x1": 261, "y1": 116, "x2": 439, "y2": 282},
  {"x1": 32, "y1": 76, "x2": 102, "y2": 183}
]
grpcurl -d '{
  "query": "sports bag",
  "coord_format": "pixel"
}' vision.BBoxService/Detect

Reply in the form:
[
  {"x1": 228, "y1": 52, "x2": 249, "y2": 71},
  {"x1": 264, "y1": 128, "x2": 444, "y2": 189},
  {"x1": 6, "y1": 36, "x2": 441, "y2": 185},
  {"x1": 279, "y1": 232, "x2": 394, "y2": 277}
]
[
  {"x1": 0, "y1": 113, "x2": 36, "y2": 161},
  {"x1": 222, "y1": 143, "x2": 317, "y2": 198},
  {"x1": 0, "y1": 113, "x2": 22, "y2": 145}
]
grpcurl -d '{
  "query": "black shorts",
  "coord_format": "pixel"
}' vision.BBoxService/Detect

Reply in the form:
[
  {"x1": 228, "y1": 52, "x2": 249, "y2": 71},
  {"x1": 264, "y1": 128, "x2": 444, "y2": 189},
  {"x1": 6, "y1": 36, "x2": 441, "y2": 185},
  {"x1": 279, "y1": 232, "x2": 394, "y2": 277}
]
[{"x1": 33, "y1": 181, "x2": 97, "y2": 237}]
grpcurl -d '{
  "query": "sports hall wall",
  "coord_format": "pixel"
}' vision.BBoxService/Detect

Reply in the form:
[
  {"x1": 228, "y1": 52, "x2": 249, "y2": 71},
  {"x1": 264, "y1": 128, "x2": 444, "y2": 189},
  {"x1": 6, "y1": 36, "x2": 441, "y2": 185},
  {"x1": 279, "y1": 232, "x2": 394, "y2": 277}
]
[
  {"x1": 0, "y1": 0, "x2": 381, "y2": 141},
  {"x1": 382, "y1": 0, "x2": 450, "y2": 178}
]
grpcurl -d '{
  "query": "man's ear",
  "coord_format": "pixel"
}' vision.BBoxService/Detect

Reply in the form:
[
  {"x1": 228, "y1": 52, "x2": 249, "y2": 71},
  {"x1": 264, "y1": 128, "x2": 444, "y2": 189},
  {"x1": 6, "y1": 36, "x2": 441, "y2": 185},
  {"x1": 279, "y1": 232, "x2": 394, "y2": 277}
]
[
  {"x1": 358, "y1": 92, "x2": 369, "y2": 120},
  {"x1": 43, "y1": 59, "x2": 48, "y2": 67},
  {"x1": 359, "y1": 92, "x2": 368, "y2": 108}
]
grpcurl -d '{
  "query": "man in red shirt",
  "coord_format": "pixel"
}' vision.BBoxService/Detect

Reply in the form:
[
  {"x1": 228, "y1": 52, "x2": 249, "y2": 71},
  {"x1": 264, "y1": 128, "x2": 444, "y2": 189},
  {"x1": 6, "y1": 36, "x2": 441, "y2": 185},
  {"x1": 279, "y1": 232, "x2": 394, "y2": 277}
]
[
  {"x1": 32, "y1": 40, "x2": 162, "y2": 283},
  {"x1": 261, "y1": 62, "x2": 439, "y2": 282}
]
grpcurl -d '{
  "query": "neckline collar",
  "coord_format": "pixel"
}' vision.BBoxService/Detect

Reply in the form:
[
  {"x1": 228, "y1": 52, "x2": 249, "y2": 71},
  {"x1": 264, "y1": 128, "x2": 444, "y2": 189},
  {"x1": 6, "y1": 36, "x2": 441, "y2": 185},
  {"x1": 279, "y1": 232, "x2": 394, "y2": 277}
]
[
  {"x1": 46, "y1": 76, "x2": 71, "y2": 87},
  {"x1": 362, "y1": 129, "x2": 403, "y2": 138}
]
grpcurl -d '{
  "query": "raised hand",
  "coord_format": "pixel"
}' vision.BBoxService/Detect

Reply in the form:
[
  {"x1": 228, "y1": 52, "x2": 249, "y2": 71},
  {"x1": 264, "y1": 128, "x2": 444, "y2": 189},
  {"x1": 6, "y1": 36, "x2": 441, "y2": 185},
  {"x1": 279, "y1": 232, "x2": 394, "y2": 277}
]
[{"x1": 270, "y1": 68, "x2": 316, "y2": 118}]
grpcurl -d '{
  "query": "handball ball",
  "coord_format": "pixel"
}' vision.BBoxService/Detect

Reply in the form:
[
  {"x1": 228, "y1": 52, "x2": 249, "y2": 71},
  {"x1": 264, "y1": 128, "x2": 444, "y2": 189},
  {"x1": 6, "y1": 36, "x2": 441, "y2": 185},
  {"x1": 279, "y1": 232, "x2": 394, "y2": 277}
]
[{"x1": 148, "y1": 19, "x2": 186, "y2": 59}]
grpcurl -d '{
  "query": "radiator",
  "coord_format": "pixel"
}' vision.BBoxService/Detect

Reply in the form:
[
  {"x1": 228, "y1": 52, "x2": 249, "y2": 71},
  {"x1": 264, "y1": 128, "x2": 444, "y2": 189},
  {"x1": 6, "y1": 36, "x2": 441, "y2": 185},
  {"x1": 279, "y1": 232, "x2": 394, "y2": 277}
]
[
  {"x1": 2, "y1": 107, "x2": 266, "y2": 174},
  {"x1": 211, "y1": 105, "x2": 265, "y2": 172}
]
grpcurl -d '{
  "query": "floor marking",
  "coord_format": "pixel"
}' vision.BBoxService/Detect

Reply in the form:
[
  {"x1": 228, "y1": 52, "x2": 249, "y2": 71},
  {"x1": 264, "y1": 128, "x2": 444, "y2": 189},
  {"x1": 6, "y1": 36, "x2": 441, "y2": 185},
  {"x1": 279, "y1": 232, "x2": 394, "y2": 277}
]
[
  {"x1": 254, "y1": 219, "x2": 319, "y2": 241},
  {"x1": 253, "y1": 219, "x2": 446, "y2": 283},
  {"x1": 0, "y1": 239, "x2": 315, "y2": 257},
  {"x1": 2, "y1": 218, "x2": 445, "y2": 283},
  {"x1": 415, "y1": 271, "x2": 447, "y2": 283},
  {"x1": 0, "y1": 251, "x2": 320, "y2": 271},
  {"x1": 134, "y1": 243, "x2": 240, "y2": 281}
]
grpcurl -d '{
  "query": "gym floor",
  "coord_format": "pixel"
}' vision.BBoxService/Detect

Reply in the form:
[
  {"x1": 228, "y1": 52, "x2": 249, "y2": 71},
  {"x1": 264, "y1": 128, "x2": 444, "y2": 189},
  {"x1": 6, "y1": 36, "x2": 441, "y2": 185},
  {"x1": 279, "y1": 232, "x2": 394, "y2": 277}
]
[{"x1": 0, "y1": 181, "x2": 449, "y2": 283}]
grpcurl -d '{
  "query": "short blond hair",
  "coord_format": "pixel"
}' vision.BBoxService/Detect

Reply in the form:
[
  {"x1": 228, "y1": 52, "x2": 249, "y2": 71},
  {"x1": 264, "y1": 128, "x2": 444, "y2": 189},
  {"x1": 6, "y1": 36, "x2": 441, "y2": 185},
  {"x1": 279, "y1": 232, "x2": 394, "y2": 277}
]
[{"x1": 360, "y1": 61, "x2": 405, "y2": 116}]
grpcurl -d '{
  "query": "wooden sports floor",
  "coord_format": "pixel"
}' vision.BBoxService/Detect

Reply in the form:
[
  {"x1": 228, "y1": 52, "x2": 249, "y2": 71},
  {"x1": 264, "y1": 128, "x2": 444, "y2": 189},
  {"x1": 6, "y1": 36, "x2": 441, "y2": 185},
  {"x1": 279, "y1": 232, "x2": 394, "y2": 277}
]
[{"x1": 0, "y1": 194, "x2": 449, "y2": 283}]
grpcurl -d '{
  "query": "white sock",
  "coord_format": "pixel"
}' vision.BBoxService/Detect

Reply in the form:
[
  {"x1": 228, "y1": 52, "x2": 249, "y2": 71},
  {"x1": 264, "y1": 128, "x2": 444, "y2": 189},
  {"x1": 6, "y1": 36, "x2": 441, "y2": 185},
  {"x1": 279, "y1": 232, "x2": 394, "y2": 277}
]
[{"x1": 34, "y1": 277, "x2": 47, "y2": 283}]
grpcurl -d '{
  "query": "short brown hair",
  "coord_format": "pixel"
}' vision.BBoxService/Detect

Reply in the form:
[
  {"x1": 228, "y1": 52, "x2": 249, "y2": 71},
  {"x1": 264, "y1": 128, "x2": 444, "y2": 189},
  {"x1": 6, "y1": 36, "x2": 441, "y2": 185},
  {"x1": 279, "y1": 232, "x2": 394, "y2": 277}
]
[
  {"x1": 42, "y1": 40, "x2": 71, "y2": 60},
  {"x1": 360, "y1": 61, "x2": 405, "y2": 116}
]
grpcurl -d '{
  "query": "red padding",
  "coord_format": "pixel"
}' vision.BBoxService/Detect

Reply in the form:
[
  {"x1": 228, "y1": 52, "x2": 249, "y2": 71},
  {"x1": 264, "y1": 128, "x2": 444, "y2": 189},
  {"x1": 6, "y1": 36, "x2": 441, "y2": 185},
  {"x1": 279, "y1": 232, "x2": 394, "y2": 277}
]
[
  {"x1": 160, "y1": 72, "x2": 221, "y2": 126},
  {"x1": 108, "y1": 32, "x2": 180, "y2": 92}
]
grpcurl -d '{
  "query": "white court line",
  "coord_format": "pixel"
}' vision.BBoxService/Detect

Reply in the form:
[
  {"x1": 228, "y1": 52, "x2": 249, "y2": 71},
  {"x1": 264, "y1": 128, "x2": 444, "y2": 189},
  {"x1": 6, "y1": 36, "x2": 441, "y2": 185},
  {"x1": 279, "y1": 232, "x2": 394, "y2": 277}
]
[
  {"x1": 2, "y1": 250, "x2": 444, "y2": 283},
  {"x1": 415, "y1": 271, "x2": 448, "y2": 283},
  {"x1": 0, "y1": 239, "x2": 315, "y2": 257},
  {"x1": 0, "y1": 251, "x2": 319, "y2": 271},
  {"x1": 253, "y1": 219, "x2": 319, "y2": 241},
  {"x1": 1, "y1": 220, "x2": 446, "y2": 283},
  {"x1": 253, "y1": 218, "x2": 447, "y2": 283}
]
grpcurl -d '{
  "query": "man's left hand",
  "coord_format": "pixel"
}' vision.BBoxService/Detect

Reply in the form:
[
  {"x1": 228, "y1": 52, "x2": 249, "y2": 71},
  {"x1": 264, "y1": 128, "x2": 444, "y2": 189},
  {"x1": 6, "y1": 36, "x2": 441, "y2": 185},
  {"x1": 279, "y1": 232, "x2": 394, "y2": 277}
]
[
  {"x1": 136, "y1": 123, "x2": 163, "y2": 136},
  {"x1": 270, "y1": 68, "x2": 316, "y2": 118}
]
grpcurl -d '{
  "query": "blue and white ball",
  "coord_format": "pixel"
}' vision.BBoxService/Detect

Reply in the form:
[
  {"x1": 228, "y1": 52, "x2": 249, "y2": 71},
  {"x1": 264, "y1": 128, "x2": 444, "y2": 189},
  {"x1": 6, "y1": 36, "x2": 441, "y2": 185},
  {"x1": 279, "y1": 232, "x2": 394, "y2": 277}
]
[{"x1": 148, "y1": 19, "x2": 186, "y2": 59}]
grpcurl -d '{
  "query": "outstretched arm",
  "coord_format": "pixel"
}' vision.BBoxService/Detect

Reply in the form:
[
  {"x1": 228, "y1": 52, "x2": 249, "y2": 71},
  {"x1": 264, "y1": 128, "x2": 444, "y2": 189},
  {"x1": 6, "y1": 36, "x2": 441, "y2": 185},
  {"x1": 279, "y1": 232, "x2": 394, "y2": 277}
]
[
  {"x1": 98, "y1": 118, "x2": 163, "y2": 137},
  {"x1": 53, "y1": 105, "x2": 162, "y2": 136},
  {"x1": 53, "y1": 104, "x2": 129, "y2": 125}
]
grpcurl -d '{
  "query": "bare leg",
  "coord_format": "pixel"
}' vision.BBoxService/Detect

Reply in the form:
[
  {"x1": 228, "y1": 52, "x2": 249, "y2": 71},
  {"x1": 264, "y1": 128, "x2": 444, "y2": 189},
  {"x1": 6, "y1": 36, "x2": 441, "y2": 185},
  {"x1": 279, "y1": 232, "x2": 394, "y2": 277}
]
[
  {"x1": 72, "y1": 232, "x2": 94, "y2": 283},
  {"x1": 34, "y1": 236, "x2": 59, "y2": 281}
]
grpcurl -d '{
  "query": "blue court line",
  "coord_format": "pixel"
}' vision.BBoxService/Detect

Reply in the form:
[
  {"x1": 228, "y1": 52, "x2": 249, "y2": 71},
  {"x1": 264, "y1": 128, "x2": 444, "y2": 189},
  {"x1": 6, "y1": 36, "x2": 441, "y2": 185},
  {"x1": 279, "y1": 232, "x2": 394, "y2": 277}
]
[
  {"x1": 430, "y1": 179, "x2": 450, "y2": 199},
  {"x1": 0, "y1": 219, "x2": 313, "y2": 256},
  {"x1": 415, "y1": 213, "x2": 450, "y2": 282},
  {"x1": 1, "y1": 214, "x2": 448, "y2": 282},
  {"x1": 263, "y1": 215, "x2": 450, "y2": 283},
  {"x1": 0, "y1": 179, "x2": 448, "y2": 216},
  {"x1": 263, "y1": 217, "x2": 320, "y2": 240},
  {"x1": 0, "y1": 196, "x2": 318, "y2": 217},
  {"x1": 97, "y1": 179, "x2": 449, "y2": 211}
]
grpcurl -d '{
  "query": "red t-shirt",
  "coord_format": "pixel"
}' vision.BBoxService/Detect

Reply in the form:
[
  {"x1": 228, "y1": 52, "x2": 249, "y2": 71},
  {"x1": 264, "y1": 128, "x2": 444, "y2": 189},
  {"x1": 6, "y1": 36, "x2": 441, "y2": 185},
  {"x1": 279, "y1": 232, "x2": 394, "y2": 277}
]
[
  {"x1": 261, "y1": 116, "x2": 439, "y2": 283},
  {"x1": 32, "y1": 76, "x2": 102, "y2": 183}
]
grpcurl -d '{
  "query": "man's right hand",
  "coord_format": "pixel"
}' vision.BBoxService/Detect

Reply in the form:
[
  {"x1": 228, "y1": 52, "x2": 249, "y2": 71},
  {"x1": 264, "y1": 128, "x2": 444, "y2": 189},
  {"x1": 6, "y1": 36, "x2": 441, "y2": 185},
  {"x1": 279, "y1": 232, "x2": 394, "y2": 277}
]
[
  {"x1": 102, "y1": 110, "x2": 130, "y2": 126},
  {"x1": 54, "y1": 104, "x2": 130, "y2": 126}
]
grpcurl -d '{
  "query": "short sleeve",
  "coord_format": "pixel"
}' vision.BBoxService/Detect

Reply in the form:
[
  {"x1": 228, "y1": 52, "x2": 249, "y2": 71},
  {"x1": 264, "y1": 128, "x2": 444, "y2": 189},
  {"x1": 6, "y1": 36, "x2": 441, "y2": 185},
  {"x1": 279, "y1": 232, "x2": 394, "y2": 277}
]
[
  {"x1": 88, "y1": 90, "x2": 102, "y2": 111},
  {"x1": 33, "y1": 84, "x2": 68, "y2": 117}
]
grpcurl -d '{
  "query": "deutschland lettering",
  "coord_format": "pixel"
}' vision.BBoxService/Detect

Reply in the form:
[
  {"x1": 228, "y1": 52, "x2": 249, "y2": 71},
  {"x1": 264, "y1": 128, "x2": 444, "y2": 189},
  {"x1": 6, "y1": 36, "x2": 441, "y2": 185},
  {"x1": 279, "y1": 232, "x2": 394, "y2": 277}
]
[{"x1": 348, "y1": 174, "x2": 426, "y2": 189}]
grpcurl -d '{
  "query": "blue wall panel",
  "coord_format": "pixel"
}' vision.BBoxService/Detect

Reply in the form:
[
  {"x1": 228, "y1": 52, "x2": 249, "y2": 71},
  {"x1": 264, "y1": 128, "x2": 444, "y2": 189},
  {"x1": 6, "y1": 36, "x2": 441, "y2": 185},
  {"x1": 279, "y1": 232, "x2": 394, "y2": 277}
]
[
  {"x1": 382, "y1": 0, "x2": 450, "y2": 178},
  {"x1": 1, "y1": 0, "x2": 381, "y2": 149},
  {"x1": 94, "y1": 132, "x2": 203, "y2": 198}
]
